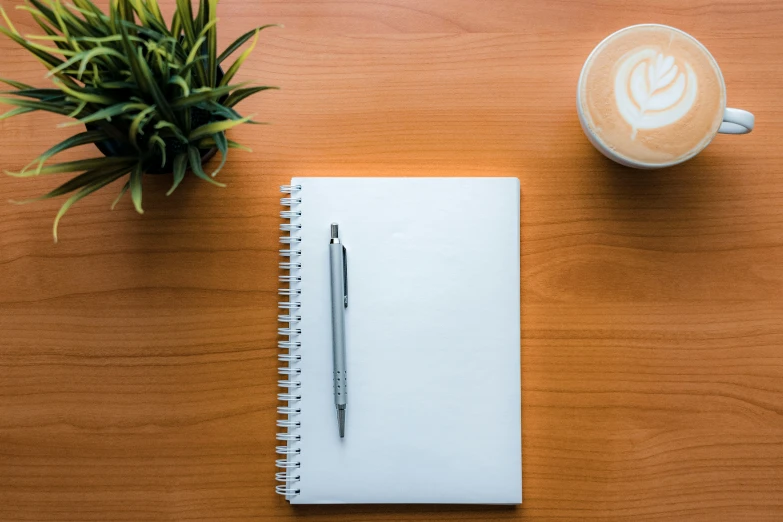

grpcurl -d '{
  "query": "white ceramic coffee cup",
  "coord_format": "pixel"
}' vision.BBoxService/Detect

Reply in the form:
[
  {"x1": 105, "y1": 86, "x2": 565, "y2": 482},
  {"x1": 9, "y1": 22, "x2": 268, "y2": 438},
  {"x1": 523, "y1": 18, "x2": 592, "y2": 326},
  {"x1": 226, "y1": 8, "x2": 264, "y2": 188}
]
[{"x1": 577, "y1": 24, "x2": 755, "y2": 169}]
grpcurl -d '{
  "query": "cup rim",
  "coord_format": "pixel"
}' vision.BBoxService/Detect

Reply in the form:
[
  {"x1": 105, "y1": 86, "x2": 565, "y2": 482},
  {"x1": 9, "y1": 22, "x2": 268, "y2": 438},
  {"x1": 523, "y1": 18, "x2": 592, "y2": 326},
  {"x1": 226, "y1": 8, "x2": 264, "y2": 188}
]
[{"x1": 577, "y1": 23, "x2": 727, "y2": 169}]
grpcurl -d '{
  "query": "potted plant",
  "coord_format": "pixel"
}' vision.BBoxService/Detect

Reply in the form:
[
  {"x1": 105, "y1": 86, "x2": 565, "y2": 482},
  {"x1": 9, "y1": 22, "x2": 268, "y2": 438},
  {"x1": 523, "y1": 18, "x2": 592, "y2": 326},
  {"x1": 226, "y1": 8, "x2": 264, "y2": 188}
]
[{"x1": 0, "y1": 0, "x2": 277, "y2": 241}]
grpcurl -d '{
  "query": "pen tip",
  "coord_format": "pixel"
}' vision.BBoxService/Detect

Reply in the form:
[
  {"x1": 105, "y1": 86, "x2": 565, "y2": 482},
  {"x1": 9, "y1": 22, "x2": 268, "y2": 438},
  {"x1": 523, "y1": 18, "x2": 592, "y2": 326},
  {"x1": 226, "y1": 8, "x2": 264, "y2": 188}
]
[
  {"x1": 331, "y1": 223, "x2": 339, "y2": 239},
  {"x1": 337, "y1": 408, "x2": 345, "y2": 438}
]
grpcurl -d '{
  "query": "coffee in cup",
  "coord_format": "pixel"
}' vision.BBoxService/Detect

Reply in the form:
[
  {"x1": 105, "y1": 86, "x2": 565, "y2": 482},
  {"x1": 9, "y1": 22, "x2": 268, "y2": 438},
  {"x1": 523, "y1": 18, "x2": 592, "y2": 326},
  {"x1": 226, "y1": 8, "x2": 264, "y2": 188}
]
[{"x1": 577, "y1": 24, "x2": 754, "y2": 168}]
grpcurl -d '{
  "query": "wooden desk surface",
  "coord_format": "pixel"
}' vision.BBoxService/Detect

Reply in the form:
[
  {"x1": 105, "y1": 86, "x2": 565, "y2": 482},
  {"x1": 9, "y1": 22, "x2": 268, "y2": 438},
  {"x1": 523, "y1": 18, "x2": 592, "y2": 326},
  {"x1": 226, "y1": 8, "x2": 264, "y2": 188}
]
[{"x1": 1, "y1": 1, "x2": 782, "y2": 520}]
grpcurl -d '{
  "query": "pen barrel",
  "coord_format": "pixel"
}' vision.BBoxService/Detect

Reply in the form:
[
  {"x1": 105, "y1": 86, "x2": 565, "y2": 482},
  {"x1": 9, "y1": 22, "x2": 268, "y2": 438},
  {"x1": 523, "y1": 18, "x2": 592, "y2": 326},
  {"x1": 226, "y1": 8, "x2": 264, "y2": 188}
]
[{"x1": 329, "y1": 243, "x2": 347, "y2": 407}]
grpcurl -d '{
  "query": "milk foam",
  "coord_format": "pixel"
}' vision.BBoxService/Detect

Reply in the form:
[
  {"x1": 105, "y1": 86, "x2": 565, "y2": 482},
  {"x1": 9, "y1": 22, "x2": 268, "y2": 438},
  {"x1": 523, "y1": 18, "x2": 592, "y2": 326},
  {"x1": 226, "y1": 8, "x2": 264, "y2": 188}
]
[{"x1": 614, "y1": 48, "x2": 698, "y2": 140}]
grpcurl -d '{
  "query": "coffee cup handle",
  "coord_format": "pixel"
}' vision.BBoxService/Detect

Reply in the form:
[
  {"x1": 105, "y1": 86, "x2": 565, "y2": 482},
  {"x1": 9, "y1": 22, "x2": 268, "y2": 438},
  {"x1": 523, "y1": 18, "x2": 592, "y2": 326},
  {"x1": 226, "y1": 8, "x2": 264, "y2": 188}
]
[{"x1": 719, "y1": 108, "x2": 754, "y2": 134}]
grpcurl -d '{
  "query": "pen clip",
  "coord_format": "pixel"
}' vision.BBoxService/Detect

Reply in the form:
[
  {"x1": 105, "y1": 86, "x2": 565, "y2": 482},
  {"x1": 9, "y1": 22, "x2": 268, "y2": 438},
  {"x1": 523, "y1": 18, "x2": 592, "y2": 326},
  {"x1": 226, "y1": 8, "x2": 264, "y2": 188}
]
[{"x1": 342, "y1": 245, "x2": 348, "y2": 308}]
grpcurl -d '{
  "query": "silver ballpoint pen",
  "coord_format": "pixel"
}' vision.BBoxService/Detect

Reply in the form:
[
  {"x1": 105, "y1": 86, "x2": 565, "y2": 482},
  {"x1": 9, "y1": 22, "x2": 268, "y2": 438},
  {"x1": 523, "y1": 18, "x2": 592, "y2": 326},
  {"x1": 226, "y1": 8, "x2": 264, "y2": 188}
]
[{"x1": 329, "y1": 223, "x2": 348, "y2": 438}]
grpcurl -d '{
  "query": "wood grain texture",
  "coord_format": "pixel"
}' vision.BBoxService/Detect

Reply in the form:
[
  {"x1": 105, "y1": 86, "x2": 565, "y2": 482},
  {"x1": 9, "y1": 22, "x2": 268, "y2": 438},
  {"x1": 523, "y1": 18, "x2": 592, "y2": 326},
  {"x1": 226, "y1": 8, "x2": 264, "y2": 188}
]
[{"x1": 1, "y1": 0, "x2": 782, "y2": 520}]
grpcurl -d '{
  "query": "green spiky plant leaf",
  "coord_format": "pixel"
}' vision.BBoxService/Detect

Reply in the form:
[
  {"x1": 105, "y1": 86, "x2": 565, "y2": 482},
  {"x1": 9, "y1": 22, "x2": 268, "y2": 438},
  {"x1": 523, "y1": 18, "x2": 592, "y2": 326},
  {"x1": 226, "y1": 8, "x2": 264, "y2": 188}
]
[{"x1": 0, "y1": 0, "x2": 278, "y2": 241}]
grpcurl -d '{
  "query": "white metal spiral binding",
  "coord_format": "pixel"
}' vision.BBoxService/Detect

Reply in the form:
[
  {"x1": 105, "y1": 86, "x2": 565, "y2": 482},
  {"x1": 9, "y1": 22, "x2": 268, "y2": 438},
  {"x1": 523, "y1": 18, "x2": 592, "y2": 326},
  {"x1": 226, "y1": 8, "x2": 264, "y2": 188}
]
[{"x1": 276, "y1": 184, "x2": 302, "y2": 499}]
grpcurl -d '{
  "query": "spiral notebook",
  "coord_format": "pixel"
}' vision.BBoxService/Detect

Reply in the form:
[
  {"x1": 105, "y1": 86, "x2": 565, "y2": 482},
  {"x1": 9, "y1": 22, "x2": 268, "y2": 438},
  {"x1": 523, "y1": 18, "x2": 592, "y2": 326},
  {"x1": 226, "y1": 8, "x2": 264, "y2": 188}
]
[{"x1": 276, "y1": 177, "x2": 521, "y2": 504}]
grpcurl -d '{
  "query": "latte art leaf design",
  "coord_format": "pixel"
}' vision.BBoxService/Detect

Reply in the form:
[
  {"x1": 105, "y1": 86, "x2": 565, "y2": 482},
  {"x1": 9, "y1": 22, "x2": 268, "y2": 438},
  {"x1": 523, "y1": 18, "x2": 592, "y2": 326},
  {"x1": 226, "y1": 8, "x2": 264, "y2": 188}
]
[
  {"x1": 633, "y1": 55, "x2": 680, "y2": 111},
  {"x1": 614, "y1": 48, "x2": 698, "y2": 140}
]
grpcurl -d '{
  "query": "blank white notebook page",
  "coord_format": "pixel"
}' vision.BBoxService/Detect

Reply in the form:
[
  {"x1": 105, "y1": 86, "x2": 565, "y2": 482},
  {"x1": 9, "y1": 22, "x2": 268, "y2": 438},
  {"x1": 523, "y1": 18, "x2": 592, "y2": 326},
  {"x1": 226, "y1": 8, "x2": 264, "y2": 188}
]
[{"x1": 290, "y1": 177, "x2": 521, "y2": 504}]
